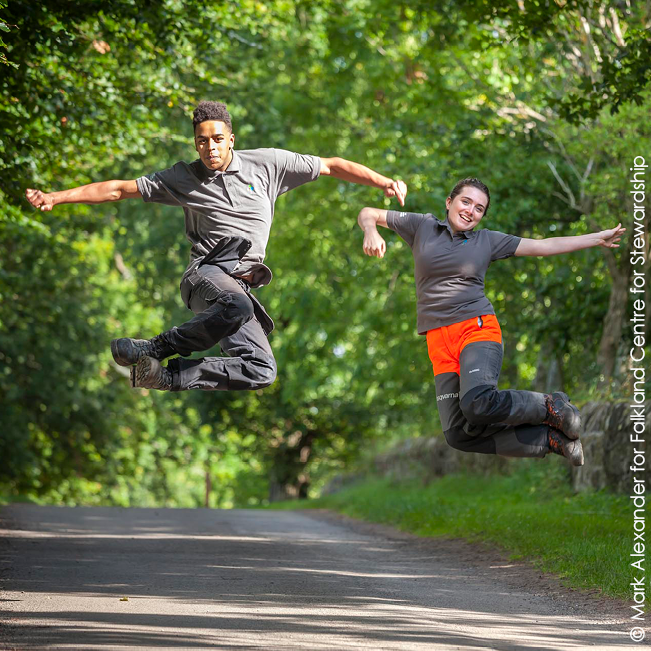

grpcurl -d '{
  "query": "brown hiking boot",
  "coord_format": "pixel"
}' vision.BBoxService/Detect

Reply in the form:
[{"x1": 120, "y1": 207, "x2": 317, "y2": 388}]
[
  {"x1": 543, "y1": 392, "x2": 581, "y2": 440},
  {"x1": 548, "y1": 428, "x2": 584, "y2": 466},
  {"x1": 111, "y1": 334, "x2": 176, "y2": 367},
  {"x1": 130, "y1": 356, "x2": 173, "y2": 391}
]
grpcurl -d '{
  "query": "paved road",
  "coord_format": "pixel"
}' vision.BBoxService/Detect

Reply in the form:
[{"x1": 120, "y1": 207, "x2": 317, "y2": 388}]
[{"x1": 0, "y1": 504, "x2": 632, "y2": 649}]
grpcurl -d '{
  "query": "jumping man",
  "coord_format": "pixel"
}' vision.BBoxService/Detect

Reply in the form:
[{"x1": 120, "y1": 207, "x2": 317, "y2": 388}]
[{"x1": 26, "y1": 101, "x2": 408, "y2": 392}]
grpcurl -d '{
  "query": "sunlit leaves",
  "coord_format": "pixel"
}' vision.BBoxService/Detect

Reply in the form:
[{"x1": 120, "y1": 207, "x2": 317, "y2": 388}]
[{"x1": 1, "y1": 0, "x2": 649, "y2": 504}]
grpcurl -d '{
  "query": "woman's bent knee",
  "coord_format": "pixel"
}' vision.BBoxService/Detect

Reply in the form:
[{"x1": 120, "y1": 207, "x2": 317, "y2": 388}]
[
  {"x1": 444, "y1": 427, "x2": 470, "y2": 451},
  {"x1": 459, "y1": 386, "x2": 499, "y2": 425},
  {"x1": 444, "y1": 426, "x2": 497, "y2": 455}
]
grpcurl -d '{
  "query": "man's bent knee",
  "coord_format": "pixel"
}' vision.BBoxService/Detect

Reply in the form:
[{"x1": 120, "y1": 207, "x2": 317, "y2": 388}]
[
  {"x1": 252, "y1": 357, "x2": 277, "y2": 389},
  {"x1": 203, "y1": 292, "x2": 254, "y2": 340},
  {"x1": 229, "y1": 355, "x2": 277, "y2": 391},
  {"x1": 225, "y1": 293, "x2": 255, "y2": 323}
]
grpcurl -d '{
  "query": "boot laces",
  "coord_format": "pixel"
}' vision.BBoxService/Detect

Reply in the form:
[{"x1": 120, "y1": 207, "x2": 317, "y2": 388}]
[
  {"x1": 544, "y1": 395, "x2": 563, "y2": 427},
  {"x1": 548, "y1": 429, "x2": 564, "y2": 454},
  {"x1": 150, "y1": 335, "x2": 173, "y2": 360}
]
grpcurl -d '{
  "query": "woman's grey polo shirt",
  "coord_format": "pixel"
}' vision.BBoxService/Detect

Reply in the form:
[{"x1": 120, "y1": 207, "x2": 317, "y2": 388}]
[
  {"x1": 137, "y1": 148, "x2": 321, "y2": 288},
  {"x1": 386, "y1": 211, "x2": 521, "y2": 334}
]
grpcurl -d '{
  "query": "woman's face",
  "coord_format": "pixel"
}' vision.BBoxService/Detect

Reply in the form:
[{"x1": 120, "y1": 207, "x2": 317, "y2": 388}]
[{"x1": 445, "y1": 186, "x2": 488, "y2": 233}]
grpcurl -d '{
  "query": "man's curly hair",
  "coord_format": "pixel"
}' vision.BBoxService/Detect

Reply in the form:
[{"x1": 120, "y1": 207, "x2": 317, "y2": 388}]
[{"x1": 192, "y1": 101, "x2": 232, "y2": 133}]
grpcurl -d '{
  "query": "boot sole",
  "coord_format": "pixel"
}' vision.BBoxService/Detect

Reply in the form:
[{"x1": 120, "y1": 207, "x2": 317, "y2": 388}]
[
  {"x1": 130, "y1": 357, "x2": 171, "y2": 391},
  {"x1": 568, "y1": 440, "x2": 584, "y2": 466},
  {"x1": 131, "y1": 356, "x2": 154, "y2": 388},
  {"x1": 550, "y1": 392, "x2": 582, "y2": 440},
  {"x1": 111, "y1": 339, "x2": 137, "y2": 367},
  {"x1": 565, "y1": 407, "x2": 581, "y2": 440},
  {"x1": 559, "y1": 392, "x2": 581, "y2": 440}
]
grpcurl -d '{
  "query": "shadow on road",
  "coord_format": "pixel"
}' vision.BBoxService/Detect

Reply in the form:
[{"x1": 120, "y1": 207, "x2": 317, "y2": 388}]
[{"x1": 0, "y1": 504, "x2": 628, "y2": 650}]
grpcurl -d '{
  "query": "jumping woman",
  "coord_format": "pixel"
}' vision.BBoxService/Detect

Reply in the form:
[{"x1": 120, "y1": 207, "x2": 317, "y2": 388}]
[{"x1": 357, "y1": 177, "x2": 625, "y2": 466}]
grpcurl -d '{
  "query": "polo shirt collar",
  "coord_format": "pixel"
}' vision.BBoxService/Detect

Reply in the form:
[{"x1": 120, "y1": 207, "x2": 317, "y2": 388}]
[
  {"x1": 196, "y1": 150, "x2": 241, "y2": 181},
  {"x1": 436, "y1": 216, "x2": 471, "y2": 239},
  {"x1": 225, "y1": 150, "x2": 241, "y2": 173}
]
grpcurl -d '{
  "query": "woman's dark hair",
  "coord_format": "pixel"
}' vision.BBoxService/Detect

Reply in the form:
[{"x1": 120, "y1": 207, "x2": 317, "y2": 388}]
[
  {"x1": 448, "y1": 177, "x2": 490, "y2": 216},
  {"x1": 192, "y1": 101, "x2": 232, "y2": 133}
]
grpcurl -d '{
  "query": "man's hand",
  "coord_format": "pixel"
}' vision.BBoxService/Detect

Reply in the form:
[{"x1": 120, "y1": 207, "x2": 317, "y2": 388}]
[
  {"x1": 597, "y1": 223, "x2": 626, "y2": 248},
  {"x1": 362, "y1": 228, "x2": 387, "y2": 259},
  {"x1": 319, "y1": 157, "x2": 408, "y2": 206},
  {"x1": 384, "y1": 179, "x2": 407, "y2": 206},
  {"x1": 26, "y1": 188, "x2": 55, "y2": 212}
]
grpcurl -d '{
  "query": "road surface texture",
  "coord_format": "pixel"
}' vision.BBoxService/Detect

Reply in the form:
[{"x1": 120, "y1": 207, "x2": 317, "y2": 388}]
[{"x1": 0, "y1": 504, "x2": 634, "y2": 649}]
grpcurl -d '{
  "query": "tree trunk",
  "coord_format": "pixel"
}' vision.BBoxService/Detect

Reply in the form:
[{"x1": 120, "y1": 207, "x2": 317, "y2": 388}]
[
  {"x1": 268, "y1": 480, "x2": 293, "y2": 503},
  {"x1": 204, "y1": 465, "x2": 212, "y2": 508},
  {"x1": 533, "y1": 342, "x2": 564, "y2": 393},
  {"x1": 267, "y1": 430, "x2": 316, "y2": 502},
  {"x1": 596, "y1": 266, "x2": 631, "y2": 385}
]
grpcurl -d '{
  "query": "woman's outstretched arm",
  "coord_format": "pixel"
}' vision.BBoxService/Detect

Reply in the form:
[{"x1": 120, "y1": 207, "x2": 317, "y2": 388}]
[{"x1": 514, "y1": 223, "x2": 626, "y2": 257}]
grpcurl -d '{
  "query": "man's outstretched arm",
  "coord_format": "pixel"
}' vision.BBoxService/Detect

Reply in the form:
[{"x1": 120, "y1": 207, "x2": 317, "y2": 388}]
[
  {"x1": 319, "y1": 157, "x2": 407, "y2": 206},
  {"x1": 25, "y1": 180, "x2": 141, "y2": 212}
]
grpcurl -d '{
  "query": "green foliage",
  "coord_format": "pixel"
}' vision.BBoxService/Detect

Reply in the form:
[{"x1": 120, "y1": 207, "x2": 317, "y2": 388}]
[{"x1": 1, "y1": 0, "x2": 649, "y2": 505}]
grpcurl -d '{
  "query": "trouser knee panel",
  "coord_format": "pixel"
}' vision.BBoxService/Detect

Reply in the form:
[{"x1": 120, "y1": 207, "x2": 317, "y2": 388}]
[
  {"x1": 459, "y1": 384, "x2": 514, "y2": 425},
  {"x1": 444, "y1": 427, "x2": 497, "y2": 455},
  {"x1": 202, "y1": 292, "x2": 254, "y2": 341}
]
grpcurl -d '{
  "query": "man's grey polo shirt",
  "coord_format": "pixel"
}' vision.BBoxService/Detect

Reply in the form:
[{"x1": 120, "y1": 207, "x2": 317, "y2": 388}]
[
  {"x1": 386, "y1": 210, "x2": 521, "y2": 334},
  {"x1": 137, "y1": 148, "x2": 321, "y2": 288}
]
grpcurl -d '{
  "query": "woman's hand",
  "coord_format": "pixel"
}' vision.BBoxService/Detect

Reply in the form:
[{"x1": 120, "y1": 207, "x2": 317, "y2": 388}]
[
  {"x1": 596, "y1": 223, "x2": 626, "y2": 248},
  {"x1": 363, "y1": 228, "x2": 387, "y2": 258}
]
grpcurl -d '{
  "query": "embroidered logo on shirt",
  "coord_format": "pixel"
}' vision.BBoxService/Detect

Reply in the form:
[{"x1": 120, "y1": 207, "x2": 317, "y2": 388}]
[
  {"x1": 248, "y1": 184, "x2": 255, "y2": 192},
  {"x1": 469, "y1": 369, "x2": 480, "y2": 373}
]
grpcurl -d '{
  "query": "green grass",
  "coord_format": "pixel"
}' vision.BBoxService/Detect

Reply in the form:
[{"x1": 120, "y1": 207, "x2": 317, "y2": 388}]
[
  {"x1": 0, "y1": 493, "x2": 42, "y2": 506},
  {"x1": 271, "y1": 462, "x2": 630, "y2": 599}
]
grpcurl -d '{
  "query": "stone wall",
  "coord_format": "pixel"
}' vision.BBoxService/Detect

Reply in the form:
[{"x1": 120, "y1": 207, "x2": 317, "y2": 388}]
[
  {"x1": 372, "y1": 435, "x2": 510, "y2": 484},
  {"x1": 356, "y1": 400, "x2": 651, "y2": 494},
  {"x1": 571, "y1": 400, "x2": 651, "y2": 493}
]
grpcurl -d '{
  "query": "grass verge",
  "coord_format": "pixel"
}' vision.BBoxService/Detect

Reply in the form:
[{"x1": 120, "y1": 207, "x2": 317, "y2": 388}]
[{"x1": 270, "y1": 461, "x2": 629, "y2": 600}]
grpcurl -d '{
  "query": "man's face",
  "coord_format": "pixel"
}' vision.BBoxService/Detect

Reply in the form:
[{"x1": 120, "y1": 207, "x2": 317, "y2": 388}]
[
  {"x1": 194, "y1": 121, "x2": 235, "y2": 171},
  {"x1": 445, "y1": 186, "x2": 488, "y2": 233}
]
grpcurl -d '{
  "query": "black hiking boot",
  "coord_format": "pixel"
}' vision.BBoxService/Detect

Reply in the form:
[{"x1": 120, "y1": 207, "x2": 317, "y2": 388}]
[
  {"x1": 548, "y1": 428, "x2": 584, "y2": 466},
  {"x1": 130, "y1": 356, "x2": 173, "y2": 391},
  {"x1": 543, "y1": 392, "x2": 581, "y2": 440},
  {"x1": 111, "y1": 334, "x2": 176, "y2": 367}
]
